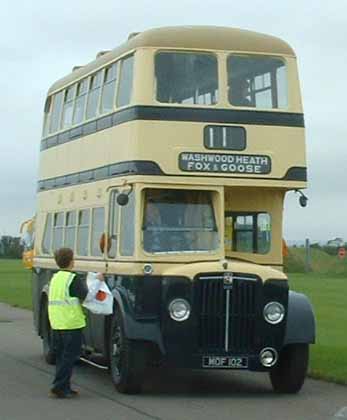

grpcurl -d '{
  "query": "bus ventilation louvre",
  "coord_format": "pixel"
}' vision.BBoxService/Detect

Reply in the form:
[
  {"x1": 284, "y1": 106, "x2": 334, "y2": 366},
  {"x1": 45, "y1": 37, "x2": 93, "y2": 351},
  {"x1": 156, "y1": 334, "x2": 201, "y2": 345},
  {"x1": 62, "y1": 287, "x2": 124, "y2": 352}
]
[{"x1": 195, "y1": 274, "x2": 262, "y2": 353}]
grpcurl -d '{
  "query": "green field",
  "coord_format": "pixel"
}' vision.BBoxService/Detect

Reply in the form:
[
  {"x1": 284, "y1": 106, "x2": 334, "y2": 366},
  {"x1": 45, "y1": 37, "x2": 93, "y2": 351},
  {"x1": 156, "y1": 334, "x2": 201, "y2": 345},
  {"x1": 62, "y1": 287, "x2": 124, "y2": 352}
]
[
  {"x1": 0, "y1": 259, "x2": 32, "y2": 309},
  {"x1": 0, "y1": 258, "x2": 346, "y2": 385},
  {"x1": 289, "y1": 273, "x2": 347, "y2": 385}
]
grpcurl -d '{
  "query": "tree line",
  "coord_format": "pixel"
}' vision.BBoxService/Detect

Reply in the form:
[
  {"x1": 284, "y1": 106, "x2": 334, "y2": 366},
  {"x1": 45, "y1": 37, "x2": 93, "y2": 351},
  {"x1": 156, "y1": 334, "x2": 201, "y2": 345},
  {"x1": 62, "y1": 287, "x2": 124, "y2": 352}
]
[{"x1": 0, "y1": 236, "x2": 23, "y2": 259}]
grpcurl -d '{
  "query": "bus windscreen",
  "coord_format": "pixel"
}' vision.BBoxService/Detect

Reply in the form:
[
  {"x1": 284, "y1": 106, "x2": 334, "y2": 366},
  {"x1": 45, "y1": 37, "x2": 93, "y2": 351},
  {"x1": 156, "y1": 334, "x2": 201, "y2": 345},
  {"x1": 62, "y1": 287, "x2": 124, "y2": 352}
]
[{"x1": 143, "y1": 189, "x2": 219, "y2": 253}]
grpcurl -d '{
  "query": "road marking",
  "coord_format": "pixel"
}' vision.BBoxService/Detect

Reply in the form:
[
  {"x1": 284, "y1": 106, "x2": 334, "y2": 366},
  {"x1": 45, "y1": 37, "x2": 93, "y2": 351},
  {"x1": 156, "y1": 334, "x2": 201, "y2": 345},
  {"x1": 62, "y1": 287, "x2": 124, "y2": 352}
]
[{"x1": 335, "y1": 407, "x2": 347, "y2": 418}]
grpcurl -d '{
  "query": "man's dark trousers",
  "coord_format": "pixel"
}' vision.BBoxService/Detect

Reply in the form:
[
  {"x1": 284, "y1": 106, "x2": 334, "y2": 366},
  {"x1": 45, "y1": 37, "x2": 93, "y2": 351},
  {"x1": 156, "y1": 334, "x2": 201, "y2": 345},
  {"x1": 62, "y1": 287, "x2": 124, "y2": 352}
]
[{"x1": 52, "y1": 329, "x2": 83, "y2": 394}]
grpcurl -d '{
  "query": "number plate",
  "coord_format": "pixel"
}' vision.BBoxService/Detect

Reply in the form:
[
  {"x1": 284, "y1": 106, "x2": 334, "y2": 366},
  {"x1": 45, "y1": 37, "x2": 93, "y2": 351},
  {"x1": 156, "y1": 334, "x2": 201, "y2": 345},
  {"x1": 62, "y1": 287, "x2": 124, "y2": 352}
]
[{"x1": 202, "y1": 356, "x2": 248, "y2": 369}]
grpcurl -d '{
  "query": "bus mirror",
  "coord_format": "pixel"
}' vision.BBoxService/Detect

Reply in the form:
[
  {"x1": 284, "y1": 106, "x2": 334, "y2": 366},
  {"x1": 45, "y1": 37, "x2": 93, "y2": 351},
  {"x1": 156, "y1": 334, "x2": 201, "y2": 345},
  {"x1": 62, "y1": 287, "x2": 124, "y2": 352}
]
[
  {"x1": 299, "y1": 195, "x2": 308, "y2": 207},
  {"x1": 117, "y1": 193, "x2": 129, "y2": 206},
  {"x1": 295, "y1": 190, "x2": 308, "y2": 208}
]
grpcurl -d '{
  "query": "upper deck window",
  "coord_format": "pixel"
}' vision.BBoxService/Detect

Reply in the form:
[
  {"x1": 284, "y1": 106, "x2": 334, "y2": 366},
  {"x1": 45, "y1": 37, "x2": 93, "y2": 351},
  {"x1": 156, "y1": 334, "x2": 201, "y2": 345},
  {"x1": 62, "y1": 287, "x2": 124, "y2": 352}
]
[
  {"x1": 101, "y1": 63, "x2": 118, "y2": 114},
  {"x1": 86, "y1": 71, "x2": 103, "y2": 120},
  {"x1": 143, "y1": 189, "x2": 219, "y2": 254},
  {"x1": 227, "y1": 55, "x2": 287, "y2": 109},
  {"x1": 155, "y1": 52, "x2": 218, "y2": 105},
  {"x1": 49, "y1": 91, "x2": 63, "y2": 134},
  {"x1": 117, "y1": 55, "x2": 134, "y2": 108},
  {"x1": 73, "y1": 79, "x2": 88, "y2": 125},
  {"x1": 42, "y1": 97, "x2": 52, "y2": 138},
  {"x1": 61, "y1": 85, "x2": 76, "y2": 129}
]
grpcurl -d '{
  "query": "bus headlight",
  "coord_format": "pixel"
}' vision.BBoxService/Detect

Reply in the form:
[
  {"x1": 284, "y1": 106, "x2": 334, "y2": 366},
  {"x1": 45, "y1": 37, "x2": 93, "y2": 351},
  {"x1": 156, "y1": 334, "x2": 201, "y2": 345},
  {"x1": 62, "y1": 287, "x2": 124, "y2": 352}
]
[
  {"x1": 168, "y1": 299, "x2": 191, "y2": 322},
  {"x1": 263, "y1": 302, "x2": 285, "y2": 324}
]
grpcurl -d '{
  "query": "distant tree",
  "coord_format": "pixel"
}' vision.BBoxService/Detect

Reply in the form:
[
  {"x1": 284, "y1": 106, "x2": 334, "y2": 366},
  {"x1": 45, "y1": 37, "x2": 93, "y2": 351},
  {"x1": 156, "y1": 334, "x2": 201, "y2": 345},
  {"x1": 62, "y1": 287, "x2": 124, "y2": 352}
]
[{"x1": 0, "y1": 236, "x2": 23, "y2": 259}]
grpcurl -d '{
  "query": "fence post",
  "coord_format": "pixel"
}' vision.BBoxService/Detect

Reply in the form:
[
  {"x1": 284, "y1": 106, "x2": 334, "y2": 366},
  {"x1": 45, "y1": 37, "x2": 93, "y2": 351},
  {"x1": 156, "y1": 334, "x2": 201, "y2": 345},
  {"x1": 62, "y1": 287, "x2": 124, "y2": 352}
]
[{"x1": 305, "y1": 238, "x2": 311, "y2": 272}]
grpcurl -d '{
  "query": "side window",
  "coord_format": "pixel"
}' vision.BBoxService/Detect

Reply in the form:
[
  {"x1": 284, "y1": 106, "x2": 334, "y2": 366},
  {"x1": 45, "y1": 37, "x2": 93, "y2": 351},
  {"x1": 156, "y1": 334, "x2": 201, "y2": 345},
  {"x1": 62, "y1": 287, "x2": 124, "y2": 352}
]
[
  {"x1": 257, "y1": 213, "x2": 272, "y2": 254},
  {"x1": 100, "y1": 63, "x2": 118, "y2": 114},
  {"x1": 52, "y1": 212, "x2": 64, "y2": 251},
  {"x1": 42, "y1": 97, "x2": 52, "y2": 138},
  {"x1": 108, "y1": 190, "x2": 119, "y2": 258},
  {"x1": 224, "y1": 212, "x2": 271, "y2": 254},
  {"x1": 91, "y1": 207, "x2": 105, "y2": 256},
  {"x1": 64, "y1": 211, "x2": 76, "y2": 250},
  {"x1": 77, "y1": 209, "x2": 90, "y2": 256},
  {"x1": 42, "y1": 213, "x2": 53, "y2": 254},
  {"x1": 86, "y1": 71, "x2": 103, "y2": 120},
  {"x1": 120, "y1": 192, "x2": 135, "y2": 256},
  {"x1": 73, "y1": 79, "x2": 88, "y2": 125},
  {"x1": 49, "y1": 91, "x2": 63, "y2": 133},
  {"x1": 117, "y1": 55, "x2": 134, "y2": 107},
  {"x1": 61, "y1": 85, "x2": 76, "y2": 129}
]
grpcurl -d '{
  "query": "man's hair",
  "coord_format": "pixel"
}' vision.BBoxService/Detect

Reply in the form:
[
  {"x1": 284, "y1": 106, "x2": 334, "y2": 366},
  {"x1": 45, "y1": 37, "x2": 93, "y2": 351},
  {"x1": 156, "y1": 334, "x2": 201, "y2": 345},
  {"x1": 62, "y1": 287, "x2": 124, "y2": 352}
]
[{"x1": 54, "y1": 248, "x2": 74, "y2": 269}]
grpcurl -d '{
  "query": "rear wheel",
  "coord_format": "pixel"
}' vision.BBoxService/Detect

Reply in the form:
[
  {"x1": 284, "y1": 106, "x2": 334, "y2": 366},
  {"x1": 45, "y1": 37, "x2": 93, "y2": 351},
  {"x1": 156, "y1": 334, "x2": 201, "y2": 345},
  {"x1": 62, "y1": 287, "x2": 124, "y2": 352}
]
[
  {"x1": 269, "y1": 344, "x2": 309, "y2": 393},
  {"x1": 41, "y1": 300, "x2": 56, "y2": 365},
  {"x1": 109, "y1": 308, "x2": 147, "y2": 394}
]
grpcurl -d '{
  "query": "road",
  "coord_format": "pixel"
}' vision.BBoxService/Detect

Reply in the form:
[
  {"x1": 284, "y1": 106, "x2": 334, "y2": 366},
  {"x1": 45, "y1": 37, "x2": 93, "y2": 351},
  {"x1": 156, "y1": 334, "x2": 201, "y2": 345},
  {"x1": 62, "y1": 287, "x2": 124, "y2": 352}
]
[{"x1": 0, "y1": 302, "x2": 346, "y2": 420}]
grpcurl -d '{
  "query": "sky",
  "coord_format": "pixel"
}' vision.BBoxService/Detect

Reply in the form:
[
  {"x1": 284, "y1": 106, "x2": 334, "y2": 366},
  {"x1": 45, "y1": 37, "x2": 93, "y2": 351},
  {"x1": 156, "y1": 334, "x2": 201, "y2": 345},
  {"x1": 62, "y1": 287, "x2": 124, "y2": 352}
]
[{"x1": 1, "y1": 0, "x2": 346, "y2": 242}]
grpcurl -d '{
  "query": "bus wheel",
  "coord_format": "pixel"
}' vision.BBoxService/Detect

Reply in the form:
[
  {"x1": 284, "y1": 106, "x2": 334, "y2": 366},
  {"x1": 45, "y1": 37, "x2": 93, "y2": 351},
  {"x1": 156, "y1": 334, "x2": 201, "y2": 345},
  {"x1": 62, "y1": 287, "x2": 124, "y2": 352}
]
[
  {"x1": 269, "y1": 344, "x2": 309, "y2": 393},
  {"x1": 109, "y1": 309, "x2": 146, "y2": 394},
  {"x1": 41, "y1": 300, "x2": 56, "y2": 365}
]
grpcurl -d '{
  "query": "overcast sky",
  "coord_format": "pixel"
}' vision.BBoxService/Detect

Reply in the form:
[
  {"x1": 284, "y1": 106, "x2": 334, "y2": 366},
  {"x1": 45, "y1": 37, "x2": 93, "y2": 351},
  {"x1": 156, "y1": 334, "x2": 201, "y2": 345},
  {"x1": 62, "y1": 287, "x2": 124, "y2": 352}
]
[{"x1": 1, "y1": 0, "x2": 346, "y2": 242}]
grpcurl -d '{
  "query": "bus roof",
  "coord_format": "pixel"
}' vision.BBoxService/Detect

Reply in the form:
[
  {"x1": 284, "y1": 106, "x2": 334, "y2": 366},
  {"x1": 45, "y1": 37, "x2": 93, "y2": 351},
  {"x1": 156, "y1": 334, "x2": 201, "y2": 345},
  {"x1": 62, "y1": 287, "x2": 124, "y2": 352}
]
[{"x1": 48, "y1": 26, "x2": 295, "y2": 94}]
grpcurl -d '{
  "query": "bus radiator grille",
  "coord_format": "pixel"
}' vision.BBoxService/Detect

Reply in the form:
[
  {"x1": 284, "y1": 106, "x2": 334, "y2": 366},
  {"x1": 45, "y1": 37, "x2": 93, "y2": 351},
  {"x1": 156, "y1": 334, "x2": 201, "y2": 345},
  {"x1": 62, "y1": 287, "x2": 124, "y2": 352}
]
[{"x1": 194, "y1": 273, "x2": 262, "y2": 353}]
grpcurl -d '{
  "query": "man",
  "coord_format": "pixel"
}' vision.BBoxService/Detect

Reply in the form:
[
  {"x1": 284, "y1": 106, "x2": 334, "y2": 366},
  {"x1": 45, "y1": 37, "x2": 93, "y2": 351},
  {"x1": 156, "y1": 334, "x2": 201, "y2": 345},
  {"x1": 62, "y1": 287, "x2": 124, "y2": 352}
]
[
  {"x1": 229, "y1": 78, "x2": 253, "y2": 107},
  {"x1": 48, "y1": 247, "x2": 104, "y2": 398}
]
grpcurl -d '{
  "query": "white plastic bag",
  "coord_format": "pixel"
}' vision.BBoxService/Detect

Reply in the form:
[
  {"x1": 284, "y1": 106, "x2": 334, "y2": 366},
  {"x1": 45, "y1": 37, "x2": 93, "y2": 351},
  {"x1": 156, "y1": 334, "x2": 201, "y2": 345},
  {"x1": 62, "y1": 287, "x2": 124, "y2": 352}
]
[{"x1": 82, "y1": 272, "x2": 113, "y2": 315}]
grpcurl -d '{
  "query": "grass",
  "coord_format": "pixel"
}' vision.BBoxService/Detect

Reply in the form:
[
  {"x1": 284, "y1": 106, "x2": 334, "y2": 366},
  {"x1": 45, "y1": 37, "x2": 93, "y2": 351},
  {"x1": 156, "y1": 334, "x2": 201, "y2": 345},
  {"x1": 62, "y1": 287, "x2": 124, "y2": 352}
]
[
  {"x1": 285, "y1": 247, "x2": 347, "y2": 274},
  {"x1": 289, "y1": 273, "x2": 347, "y2": 385},
  {"x1": 0, "y1": 259, "x2": 32, "y2": 309},
  {"x1": 0, "y1": 258, "x2": 346, "y2": 385}
]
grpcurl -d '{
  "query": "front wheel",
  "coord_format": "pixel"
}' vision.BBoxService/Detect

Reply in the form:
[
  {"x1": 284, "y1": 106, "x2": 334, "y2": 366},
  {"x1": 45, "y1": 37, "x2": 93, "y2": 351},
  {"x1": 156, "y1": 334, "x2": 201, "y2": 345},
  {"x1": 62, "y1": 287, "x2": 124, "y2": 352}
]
[
  {"x1": 41, "y1": 300, "x2": 56, "y2": 365},
  {"x1": 109, "y1": 308, "x2": 147, "y2": 394},
  {"x1": 269, "y1": 344, "x2": 309, "y2": 393}
]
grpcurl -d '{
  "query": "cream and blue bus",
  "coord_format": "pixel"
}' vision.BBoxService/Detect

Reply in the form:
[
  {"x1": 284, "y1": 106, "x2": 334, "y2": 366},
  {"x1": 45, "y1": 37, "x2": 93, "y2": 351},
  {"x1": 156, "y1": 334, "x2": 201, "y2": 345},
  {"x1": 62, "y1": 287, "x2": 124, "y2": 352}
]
[{"x1": 32, "y1": 26, "x2": 315, "y2": 394}]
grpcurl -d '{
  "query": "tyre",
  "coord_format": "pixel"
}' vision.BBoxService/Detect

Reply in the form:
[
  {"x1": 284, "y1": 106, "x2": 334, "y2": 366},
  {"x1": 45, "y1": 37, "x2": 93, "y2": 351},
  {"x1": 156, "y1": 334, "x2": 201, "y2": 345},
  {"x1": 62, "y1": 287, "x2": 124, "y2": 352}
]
[
  {"x1": 269, "y1": 344, "x2": 309, "y2": 393},
  {"x1": 109, "y1": 308, "x2": 147, "y2": 394},
  {"x1": 41, "y1": 300, "x2": 56, "y2": 365}
]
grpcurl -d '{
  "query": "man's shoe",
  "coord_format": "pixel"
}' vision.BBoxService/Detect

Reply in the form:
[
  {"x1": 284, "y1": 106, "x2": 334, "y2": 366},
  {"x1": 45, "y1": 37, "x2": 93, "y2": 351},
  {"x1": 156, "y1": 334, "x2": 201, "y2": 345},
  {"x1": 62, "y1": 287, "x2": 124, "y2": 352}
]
[{"x1": 49, "y1": 388, "x2": 67, "y2": 399}]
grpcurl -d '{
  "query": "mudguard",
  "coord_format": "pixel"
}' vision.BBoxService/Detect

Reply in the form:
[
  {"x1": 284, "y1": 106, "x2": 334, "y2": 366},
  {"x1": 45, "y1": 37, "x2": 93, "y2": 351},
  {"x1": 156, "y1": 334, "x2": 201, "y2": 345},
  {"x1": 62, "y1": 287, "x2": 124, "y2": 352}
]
[
  {"x1": 112, "y1": 288, "x2": 165, "y2": 353},
  {"x1": 284, "y1": 291, "x2": 316, "y2": 345}
]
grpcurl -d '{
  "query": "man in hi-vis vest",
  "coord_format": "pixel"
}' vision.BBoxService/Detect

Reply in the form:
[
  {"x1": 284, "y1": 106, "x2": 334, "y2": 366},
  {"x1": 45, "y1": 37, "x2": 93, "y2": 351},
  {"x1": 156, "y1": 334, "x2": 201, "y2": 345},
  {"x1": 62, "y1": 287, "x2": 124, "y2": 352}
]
[{"x1": 48, "y1": 248, "x2": 104, "y2": 398}]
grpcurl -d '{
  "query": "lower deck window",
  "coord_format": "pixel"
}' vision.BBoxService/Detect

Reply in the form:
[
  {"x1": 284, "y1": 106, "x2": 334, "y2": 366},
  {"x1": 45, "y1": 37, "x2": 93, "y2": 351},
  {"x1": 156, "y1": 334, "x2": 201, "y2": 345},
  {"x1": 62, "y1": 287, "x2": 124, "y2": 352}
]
[
  {"x1": 143, "y1": 189, "x2": 219, "y2": 253},
  {"x1": 225, "y1": 212, "x2": 271, "y2": 254}
]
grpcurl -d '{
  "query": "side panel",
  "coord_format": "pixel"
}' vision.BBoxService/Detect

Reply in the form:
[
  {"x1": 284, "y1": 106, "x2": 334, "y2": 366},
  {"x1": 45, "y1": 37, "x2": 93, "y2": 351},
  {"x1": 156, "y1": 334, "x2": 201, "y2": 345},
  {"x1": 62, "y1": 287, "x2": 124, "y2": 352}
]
[
  {"x1": 32, "y1": 268, "x2": 52, "y2": 334},
  {"x1": 284, "y1": 291, "x2": 316, "y2": 345}
]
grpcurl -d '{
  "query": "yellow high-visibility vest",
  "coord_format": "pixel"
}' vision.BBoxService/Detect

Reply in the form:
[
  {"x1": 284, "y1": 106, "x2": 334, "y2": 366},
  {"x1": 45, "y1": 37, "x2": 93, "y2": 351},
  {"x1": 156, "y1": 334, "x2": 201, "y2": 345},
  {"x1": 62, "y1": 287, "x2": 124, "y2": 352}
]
[{"x1": 48, "y1": 271, "x2": 86, "y2": 330}]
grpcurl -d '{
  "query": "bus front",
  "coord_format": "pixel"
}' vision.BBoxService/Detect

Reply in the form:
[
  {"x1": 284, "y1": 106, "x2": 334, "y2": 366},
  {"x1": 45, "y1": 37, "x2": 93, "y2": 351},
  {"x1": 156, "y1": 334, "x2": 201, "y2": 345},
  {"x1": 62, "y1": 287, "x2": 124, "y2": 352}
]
[{"x1": 108, "y1": 28, "x2": 314, "y2": 394}]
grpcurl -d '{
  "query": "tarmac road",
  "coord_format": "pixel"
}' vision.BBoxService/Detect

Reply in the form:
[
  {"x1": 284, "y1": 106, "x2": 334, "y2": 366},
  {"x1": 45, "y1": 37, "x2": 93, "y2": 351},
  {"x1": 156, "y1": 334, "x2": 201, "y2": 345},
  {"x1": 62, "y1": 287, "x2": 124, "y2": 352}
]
[{"x1": 0, "y1": 302, "x2": 346, "y2": 420}]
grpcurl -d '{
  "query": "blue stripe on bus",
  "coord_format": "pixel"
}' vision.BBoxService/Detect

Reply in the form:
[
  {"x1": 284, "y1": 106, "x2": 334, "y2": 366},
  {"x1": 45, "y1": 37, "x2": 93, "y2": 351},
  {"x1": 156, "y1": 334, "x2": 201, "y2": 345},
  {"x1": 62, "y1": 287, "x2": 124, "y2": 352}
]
[
  {"x1": 41, "y1": 106, "x2": 305, "y2": 152},
  {"x1": 37, "y1": 161, "x2": 306, "y2": 192}
]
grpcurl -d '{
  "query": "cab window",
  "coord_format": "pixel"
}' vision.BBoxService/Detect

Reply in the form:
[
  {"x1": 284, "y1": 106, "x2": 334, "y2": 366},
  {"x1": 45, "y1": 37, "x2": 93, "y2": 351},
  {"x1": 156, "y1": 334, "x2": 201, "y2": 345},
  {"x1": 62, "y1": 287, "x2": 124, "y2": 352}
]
[{"x1": 225, "y1": 212, "x2": 271, "y2": 254}]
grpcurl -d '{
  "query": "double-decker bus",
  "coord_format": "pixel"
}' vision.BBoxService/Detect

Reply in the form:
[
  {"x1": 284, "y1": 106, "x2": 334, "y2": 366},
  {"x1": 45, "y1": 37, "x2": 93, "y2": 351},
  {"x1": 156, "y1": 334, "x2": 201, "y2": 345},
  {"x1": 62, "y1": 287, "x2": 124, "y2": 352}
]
[{"x1": 32, "y1": 26, "x2": 315, "y2": 394}]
